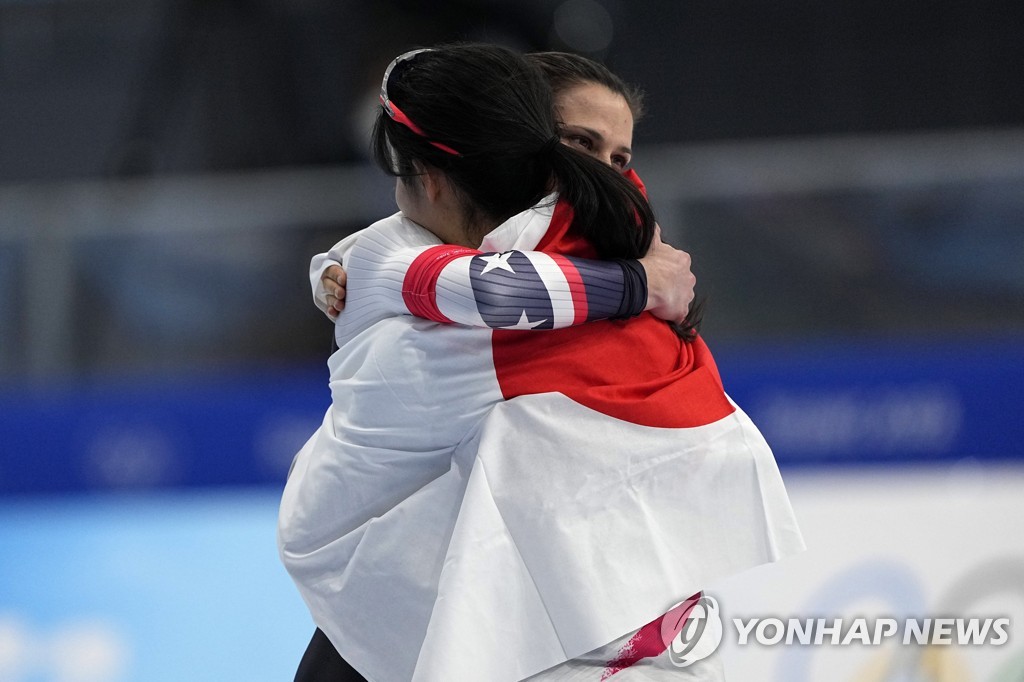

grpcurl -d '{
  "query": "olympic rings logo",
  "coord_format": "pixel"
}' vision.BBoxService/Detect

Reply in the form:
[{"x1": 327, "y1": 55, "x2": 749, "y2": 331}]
[{"x1": 772, "y1": 556, "x2": 1024, "y2": 682}]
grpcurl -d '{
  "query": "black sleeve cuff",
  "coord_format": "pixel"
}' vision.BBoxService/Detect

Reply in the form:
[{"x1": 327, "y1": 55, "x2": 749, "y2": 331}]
[{"x1": 613, "y1": 258, "x2": 648, "y2": 319}]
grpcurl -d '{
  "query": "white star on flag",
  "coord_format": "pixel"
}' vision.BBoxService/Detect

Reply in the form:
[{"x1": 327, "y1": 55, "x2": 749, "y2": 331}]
[
  {"x1": 479, "y1": 252, "x2": 516, "y2": 275},
  {"x1": 502, "y1": 311, "x2": 546, "y2": 330}
]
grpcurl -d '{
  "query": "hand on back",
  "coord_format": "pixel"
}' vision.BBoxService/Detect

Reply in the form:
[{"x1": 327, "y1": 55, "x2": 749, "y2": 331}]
[
  {"x1": 640, "y1": 225, "x2": 696, "y2": 323},
  {"x1": 322, "y1": 265, "x2": 347, "y2": 320}
]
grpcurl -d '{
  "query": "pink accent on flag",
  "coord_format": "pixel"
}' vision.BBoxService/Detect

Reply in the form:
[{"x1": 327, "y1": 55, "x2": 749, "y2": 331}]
[
  {"x1": 548, "y1": 253, "x2": 589, "y2": 325},
  {"x1": 403, "y1": 244, "x2": 479, "y2": 323},
  {"x1": 600, "y1": 592, "x2": 703, "y2": 679}
]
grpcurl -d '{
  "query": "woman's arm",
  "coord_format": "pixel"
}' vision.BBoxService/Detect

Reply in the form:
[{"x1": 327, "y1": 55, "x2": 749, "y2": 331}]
[{"x1": 314, "y1": 227, "x2": 694, "y2": 328}]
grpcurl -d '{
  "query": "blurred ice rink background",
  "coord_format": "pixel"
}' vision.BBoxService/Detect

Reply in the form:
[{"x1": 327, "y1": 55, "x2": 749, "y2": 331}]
[{"x1": 1, "y1": 1, "x2": 1022, "y2": 680}]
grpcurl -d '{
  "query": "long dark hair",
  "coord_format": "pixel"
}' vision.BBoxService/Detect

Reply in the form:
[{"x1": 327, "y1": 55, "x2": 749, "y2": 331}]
[{"x1": 372, "y1": 43, "x2": 700, "y2": 338}]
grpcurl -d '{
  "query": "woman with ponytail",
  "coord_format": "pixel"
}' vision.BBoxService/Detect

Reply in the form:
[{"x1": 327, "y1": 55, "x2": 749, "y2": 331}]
[{"x1": 279, "y1": 44, "x2": 802, "y2": 682}]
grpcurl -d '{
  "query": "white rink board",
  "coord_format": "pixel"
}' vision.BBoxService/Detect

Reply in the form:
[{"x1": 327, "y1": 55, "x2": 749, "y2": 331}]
[{"x1": 710, "y1": 464, "x2": 1024, "y2": 681}]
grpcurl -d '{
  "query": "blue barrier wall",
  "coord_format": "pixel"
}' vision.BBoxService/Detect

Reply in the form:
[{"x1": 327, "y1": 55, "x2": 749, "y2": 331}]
[
  {"x1": 714, "y1": 338, "x2": 1024, "y2": 467},
  {"x1": 2, "y1": 339, "x2": 1022, "y2": 495}
]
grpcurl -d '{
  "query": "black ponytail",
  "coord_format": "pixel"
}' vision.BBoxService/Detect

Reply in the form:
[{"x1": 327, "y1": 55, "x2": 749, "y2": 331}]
[
  {"x1": 546, "y1": 142, "x2": 654, "y2": 259},
  {"x1": 546, "y1": 143, "x2": 702, "y2": 338}
]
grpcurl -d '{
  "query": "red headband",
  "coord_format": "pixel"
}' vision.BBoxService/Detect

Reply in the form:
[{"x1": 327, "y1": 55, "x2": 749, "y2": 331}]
[{"x1": 380, "y1": 49, "x2": 461, "y2": 156}]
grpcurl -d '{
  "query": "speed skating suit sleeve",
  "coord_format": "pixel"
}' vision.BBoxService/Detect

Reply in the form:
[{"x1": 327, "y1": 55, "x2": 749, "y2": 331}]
[
  {"x1": 336, "y1": 220, "x2": 648, "y2": 331},
  {"x1": 401, "y1": 244, "x2": 646, "y2": 329}
]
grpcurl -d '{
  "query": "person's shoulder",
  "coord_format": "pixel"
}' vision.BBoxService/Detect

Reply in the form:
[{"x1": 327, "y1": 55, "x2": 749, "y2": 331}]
[
  {"x1": 360, "y1": 211, "x2": 441, "y2": 250},
  {"x1": 479, "y1": 193, "x2": 558, "y2": 251}
]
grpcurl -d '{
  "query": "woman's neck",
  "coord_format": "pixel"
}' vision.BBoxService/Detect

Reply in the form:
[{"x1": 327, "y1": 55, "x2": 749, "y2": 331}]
[
  {"x1": 423, "y1": 205, "x2": 496, "y2": 248},
  {"x1": 409, "y1": 170, "x2": 499, "y2": 247}
]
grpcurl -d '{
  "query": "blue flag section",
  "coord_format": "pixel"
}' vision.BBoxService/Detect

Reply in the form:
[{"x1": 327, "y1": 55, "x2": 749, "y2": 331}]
[
  {"x1": 470, "y1": 251, "x2": 556, "y2": 329},
  {"x1": 1, "y1": 340, "x2": 1022, "y2": 495}
]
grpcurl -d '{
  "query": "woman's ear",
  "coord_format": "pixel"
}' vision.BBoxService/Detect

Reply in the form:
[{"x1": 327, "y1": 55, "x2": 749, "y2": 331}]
[{"x1": 418, "y1": 165, "x2": 446, "y2": 203}]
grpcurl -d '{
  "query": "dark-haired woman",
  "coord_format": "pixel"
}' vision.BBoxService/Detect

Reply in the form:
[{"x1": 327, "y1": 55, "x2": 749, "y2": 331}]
[{"x1": 279, "y1": 44, "x2": 803, "y2": 682}]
